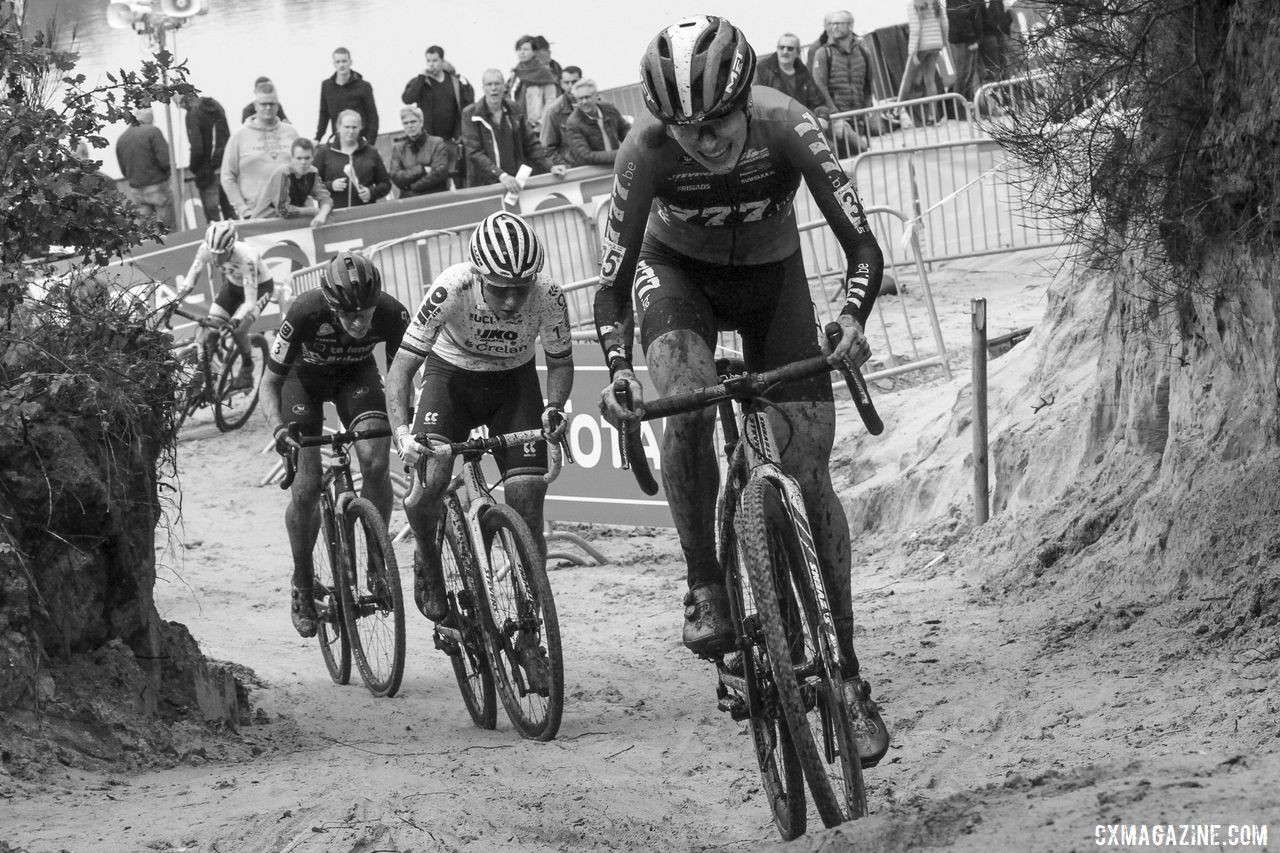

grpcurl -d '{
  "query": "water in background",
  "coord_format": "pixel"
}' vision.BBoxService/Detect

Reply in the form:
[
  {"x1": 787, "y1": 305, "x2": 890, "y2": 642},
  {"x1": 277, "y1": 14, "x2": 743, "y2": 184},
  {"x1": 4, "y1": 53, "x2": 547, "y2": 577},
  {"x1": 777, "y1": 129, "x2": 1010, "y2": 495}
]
[{"x1": 25, "y1": 0, "x2": 907, "y2": 176}]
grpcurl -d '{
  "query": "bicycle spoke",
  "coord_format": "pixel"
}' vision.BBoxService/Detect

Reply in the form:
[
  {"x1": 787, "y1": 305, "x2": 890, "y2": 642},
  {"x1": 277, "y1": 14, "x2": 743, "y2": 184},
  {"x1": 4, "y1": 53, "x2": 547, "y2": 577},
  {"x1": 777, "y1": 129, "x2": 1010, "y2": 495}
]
[
  {"x1": 480, "y1": 505, "x2": 563, "y2": 741},
  {"x1": 438, "y1": 502, "x2": 496, "y2": 729},
  {"x1": 314, "y1": 501, "x2": 350, "y2": 685},
  {"x1": 341, "y1": 499, "x2": 406, "y2": 698}
]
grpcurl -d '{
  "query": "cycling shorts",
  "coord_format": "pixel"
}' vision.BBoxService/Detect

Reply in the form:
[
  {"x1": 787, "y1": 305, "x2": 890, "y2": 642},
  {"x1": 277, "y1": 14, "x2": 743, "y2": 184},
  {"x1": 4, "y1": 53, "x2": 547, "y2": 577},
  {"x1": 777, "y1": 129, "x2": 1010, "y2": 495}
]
[
  {"x1": 412, "y1": 355, "x2": 547, "y2": 477},
  {"x1": 279, "y1": 359, "x2": 389, "y2": 436},
  {"x1": 214, "y1": 280, "x2": 273, "y2": 316},
  {"x1": 634, "y1": 241, "x2": 832, "y2": 404}
]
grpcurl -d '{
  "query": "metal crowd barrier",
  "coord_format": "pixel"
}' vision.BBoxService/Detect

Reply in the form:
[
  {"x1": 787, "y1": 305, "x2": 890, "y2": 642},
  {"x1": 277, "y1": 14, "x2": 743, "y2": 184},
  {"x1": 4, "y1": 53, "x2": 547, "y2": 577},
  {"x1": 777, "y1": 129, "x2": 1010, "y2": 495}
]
[
  {"x1": 364, "y1": 205, "x2": 601, "y2": 329},
  {"x1": 973, "y1": 71, "x2": 1050, "y2": 123},
  {"x1": 827, "y1": 92, "x2": 977, "y2": 159},
  {"x1": 848, "y1": 138, "x2": 1064, "y2": 263}
]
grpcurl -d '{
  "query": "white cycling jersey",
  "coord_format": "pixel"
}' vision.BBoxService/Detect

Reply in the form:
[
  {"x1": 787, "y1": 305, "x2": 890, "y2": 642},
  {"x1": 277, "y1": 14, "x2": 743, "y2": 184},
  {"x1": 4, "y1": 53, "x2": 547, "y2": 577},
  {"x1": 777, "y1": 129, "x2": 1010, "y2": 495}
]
[
  {"x1": 184, "y1": 241, "x2": 273, "y2": 290},
  {"x1": 401, "y1": 262, "x2": 573, "y2": 371}
]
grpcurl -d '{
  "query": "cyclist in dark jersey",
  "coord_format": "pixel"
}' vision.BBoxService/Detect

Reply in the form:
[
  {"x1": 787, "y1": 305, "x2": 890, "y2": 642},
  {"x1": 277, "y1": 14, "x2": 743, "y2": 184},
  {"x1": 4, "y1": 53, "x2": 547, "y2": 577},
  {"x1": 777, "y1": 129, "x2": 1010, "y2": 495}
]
[
  {"x1": 262, "y1": 251, "x2": 410, "y2": 638},
  {"x1": 594, "y1": 15, "x2": 890, "y2": 767}
]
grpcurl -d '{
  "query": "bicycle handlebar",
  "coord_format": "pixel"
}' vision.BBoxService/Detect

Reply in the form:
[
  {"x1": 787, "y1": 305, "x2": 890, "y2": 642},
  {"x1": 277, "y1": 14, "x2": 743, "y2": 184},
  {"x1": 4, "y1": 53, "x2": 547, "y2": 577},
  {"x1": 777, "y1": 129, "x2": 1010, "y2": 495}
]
[
  {"x1": 402, "y1": 427, "x2": 569, "y2": 509},
  {"x1": 617, "y1": 322, "x2": 883, "y2": 495},
  {"x1": 278, "y1": 424, "x2": 395, "y2": 490}
]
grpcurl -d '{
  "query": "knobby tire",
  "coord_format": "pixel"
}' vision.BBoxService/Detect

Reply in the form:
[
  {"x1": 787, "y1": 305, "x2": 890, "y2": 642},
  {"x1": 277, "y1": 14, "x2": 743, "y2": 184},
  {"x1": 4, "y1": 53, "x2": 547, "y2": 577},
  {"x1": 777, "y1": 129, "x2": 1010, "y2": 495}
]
[
  {"x1": 440, "y1": 495, "x2": 496, "y2": 729},
  {"x1": 339, "y1": 498, "x2": 406, "y2": 698},
  {"x1": 214, "y1": 332, "x2": 268, "y2": 432},
  {"x1": 479, "y1": 504, "x2": 564, "y2": 741},
  {"x1": 727, "y1": 544, "x2": 807, "y2": 839},
  {"x1": 314, "y1": 496, "x2": 350, "y2": 685},
  {"x1": 737, "y1": 478, "x2": 845, "y2": 826}
]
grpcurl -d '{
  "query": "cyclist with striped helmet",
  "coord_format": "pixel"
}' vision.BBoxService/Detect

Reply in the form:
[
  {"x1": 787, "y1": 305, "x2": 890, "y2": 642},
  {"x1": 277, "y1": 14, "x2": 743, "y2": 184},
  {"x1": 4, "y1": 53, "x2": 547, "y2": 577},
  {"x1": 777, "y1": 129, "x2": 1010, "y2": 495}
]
[
  {"x1": 261, "y1": 250, "x2": 411, "y2": 637},
  {"x1": 593, "y1": 15, "x2": 890, "y2": 767},
  {"x1": 386, "y1": 211, "x2": 574, "y2": 629},
  {"x1": 177, "y1": 220, "x2": 277, "y2": 390}
]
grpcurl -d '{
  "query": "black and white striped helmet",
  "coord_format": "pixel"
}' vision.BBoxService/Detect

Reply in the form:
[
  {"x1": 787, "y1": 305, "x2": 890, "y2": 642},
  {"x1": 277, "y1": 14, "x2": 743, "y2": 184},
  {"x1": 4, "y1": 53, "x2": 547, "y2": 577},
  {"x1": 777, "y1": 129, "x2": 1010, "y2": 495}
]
[{"x1": 469, "y1": 211, "x2": 544, "y2": 285}]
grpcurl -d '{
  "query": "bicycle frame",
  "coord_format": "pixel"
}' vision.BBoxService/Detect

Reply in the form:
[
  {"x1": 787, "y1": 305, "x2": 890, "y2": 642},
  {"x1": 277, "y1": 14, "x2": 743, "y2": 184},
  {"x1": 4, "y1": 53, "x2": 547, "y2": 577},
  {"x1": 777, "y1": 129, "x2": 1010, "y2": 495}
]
[
  {"x1": 712, "y1": 393, "x2": 845, "y2": 698},
  {"x1": 434, "y1": 428, "x2": 550, "y2": 638}
]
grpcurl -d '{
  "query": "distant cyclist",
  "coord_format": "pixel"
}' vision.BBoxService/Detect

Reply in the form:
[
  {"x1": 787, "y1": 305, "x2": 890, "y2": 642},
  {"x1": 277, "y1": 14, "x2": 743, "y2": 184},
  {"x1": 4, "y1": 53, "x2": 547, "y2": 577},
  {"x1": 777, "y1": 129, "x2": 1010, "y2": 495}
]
[
  {"x1": 593, "y1": 15, "x2": 890, "y2": 766},
  {"x1": 386, "y1": 211, "x2": 573, "y2": 629},
  {"x1": 177, "y1": 220, "x2": 275, "y2": 391},
  {"x1": 261, "y1": 252, "x2": 410, "y2": 638}
]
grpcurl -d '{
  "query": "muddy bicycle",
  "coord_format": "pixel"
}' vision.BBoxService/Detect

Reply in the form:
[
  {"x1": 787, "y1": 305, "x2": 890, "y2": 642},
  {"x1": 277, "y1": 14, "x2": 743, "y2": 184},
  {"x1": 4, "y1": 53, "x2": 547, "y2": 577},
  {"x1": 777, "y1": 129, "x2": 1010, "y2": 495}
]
[
  {"x1": 280, "y1": 424, "x2": 406, "y2": 698},
  {"x1": 405, "y1": 425, "x2": 572, "y2": 741},
  {"x1": 160, "y1": 299, "x2": 267, "y2": 433},
  {"x1": 616, "y1": 323, "x2": 883, "y2": 838}
]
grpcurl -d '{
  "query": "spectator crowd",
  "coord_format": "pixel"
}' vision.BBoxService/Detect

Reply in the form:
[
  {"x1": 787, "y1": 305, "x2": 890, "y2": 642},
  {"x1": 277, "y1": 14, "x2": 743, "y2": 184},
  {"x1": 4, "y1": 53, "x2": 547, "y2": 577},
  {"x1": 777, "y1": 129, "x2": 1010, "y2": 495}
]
[{"x1": 115, "y1": 4, "x2": 1037, "y2": 232}]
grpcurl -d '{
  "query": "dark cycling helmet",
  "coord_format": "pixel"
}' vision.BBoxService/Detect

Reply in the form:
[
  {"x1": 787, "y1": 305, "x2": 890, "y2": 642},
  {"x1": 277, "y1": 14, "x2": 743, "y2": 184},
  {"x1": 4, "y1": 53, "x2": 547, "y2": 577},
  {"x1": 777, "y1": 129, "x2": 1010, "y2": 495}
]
[
  {"x1": 205, "y1": 220, "x2": 237, "y2": 253},
  {"x1": 469, "y1": 211, "x2": 545, "y2": 285},
  {"x1": 321, "y1": 251, "x2": 382, "y2": 311},
  {"x1": 639, "y1": 15, "x2": 756, "y2": 125}
]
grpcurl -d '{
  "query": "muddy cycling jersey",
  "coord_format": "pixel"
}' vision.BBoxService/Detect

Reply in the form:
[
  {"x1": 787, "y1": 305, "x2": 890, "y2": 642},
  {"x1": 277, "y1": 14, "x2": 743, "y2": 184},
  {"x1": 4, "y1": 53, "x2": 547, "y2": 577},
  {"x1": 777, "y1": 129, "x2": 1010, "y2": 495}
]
[
  {"x1": 266, "y1": 289, "x2": 409, "y2": 375},
  {"x1": 594, "y1": 85, "x2": 883, "y2": 358},
  {"x1": 400, "y1": 262, "x2": 573, "y2": 371},
  {"x1": 185, "y1": 241, "x2": 273, "y2": 290}
]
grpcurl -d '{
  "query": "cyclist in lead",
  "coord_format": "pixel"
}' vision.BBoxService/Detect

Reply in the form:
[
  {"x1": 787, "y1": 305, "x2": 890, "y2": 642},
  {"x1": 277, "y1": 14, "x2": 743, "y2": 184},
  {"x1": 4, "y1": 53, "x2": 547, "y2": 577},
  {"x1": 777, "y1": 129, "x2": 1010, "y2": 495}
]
[
  {"x1": 386, "y1": 212, "x2": 573, "y2": 642},
  {"x1": 594, "y1": 15, "x2": 890, "y2": 767},
  {"x1": 177, "y1": 220, "x2": 276, "y2": 391},
  {"x1": 261, "y1": 252, "x2": 410, "y2": 637}
]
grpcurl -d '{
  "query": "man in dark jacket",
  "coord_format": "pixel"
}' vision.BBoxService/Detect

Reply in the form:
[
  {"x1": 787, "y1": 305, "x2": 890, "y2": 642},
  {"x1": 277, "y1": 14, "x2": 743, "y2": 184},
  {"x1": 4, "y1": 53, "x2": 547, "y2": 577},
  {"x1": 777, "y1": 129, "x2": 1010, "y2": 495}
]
[
  {"x1": 116, "y1": 106, "x2": 174, "y2": 230},
  {"x1": 461, "y1": 68, "x2": 565, "y2": 192},
  {"x1": 561, "y1": 79, "x2": 630, "y2": 167},
  {"x1": 181, "y1": 92, "x2": 235, "y2": 222},
  {"x1": 315, "y1": 47, "x2": 379, "y2": 144},
  {"x1": 754, "y1": 34, "x2": 836, "y2": 124},
  {"x1": 402, "y1": 45, "x2": 475, "y2": 187}
]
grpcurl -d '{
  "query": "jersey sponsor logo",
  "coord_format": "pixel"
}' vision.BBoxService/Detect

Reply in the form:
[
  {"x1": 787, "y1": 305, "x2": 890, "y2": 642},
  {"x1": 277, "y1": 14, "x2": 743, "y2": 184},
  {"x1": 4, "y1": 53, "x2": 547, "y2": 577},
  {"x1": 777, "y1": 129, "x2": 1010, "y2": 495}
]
[
  {"x1": 279, "y1": 319, "x2": 295, "y2": 340},
  {"x1": 836, "y1": 184, "x2": 869, "y2": 234},
  {"x1": 292, "y1": 403, "x2": 308, "y2": 414},
  {"x1": 522, "y1": 441, "x2": 536, "y2": 458},
  {"x1": 352, "y1": 385, "x2": 369, "y2": 397},
  {"x1": 419, "y1": 410, "x2": 440, "y2": 425},
  {"x1": 476, "y1": 328, "x2": 519, "y2": 341},
  {"x1": 599, "y1": 237, "x2": 625, "y2": 285},
  {"x1": 317, "y1": 323, "x2": 333, "y2": 336},
  {"x1": 661, "y1": 199, "x2": 776, "y2": 227},
  {"x1": 428, "y1": 285, "x2": 449, "y2": 305},
  {"x1": 634, "y1": 261, "x2": 661, "y2": 309}
]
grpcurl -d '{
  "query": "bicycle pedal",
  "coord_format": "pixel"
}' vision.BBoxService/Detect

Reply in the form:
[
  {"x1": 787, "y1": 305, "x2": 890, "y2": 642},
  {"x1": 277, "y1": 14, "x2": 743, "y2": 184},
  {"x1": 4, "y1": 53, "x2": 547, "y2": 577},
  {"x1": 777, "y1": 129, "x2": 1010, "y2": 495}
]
[
  {"x1": 717, "y1": 695, "x2": 749, "y2": 721},
  {"x1": 432, "y1": 628, "x2": 462, "y2": 655}
]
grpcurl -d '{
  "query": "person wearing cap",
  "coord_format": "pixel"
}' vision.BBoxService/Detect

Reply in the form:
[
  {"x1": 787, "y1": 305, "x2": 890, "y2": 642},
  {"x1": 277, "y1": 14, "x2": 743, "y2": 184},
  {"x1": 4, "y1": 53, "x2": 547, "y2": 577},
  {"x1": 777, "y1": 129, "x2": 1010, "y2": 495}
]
[
  {"x1": 593, "y1": 15, "x2": 890, "y2": 769},
  {"x1": 386, "y1": 212, "x2": 573, "y2": 640}
]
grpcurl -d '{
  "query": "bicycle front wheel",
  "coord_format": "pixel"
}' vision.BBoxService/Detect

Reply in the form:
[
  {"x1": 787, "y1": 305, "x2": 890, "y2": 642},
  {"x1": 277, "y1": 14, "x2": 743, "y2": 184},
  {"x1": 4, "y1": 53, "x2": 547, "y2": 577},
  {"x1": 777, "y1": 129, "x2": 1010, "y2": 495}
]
[
  {"x1": 339, "y1": 498, "x2": 406, "y2": 698},
  {"x1": 479, "y1": 504, "x2": 564, "y2": 741},
  {"x1": 738, "y1": 477, "x2": 852, "y2": 826},
  {"x1": 729, "y1": 548, "x2": 807, "y2": 839},
  {"x1": 214, "y1": 332, "x2": 267, "y2": 432},
  {"x1": 314, "y1": 497, "x2": 350, "y2": 685},
  {"x1": 439, "y1": 497, "x2": 496, "y2": 729}
]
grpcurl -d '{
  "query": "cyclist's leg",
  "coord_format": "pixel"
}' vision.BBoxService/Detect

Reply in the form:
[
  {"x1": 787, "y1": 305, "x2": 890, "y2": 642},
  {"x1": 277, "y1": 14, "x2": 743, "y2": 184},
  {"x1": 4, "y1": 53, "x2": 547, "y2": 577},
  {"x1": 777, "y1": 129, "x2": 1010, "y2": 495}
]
[
  {"x1": 402, "y1": 357, "x2": 470, "y2": 620},
  {"x1": 747, "y1": 251, "x2": 889, "y2": 765},
  {"x1": 635, "y1": 249, "x2": 731, "y2": 653},
  {"x1": 280, "y1": 370, "x2": 326, "y2": 636},
  {"x1": 336, "y1": 360, "x2": 394, "y2": 524},
  {"x1": 488, "y1": 359, "x2": 551, "y2": 565}
]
